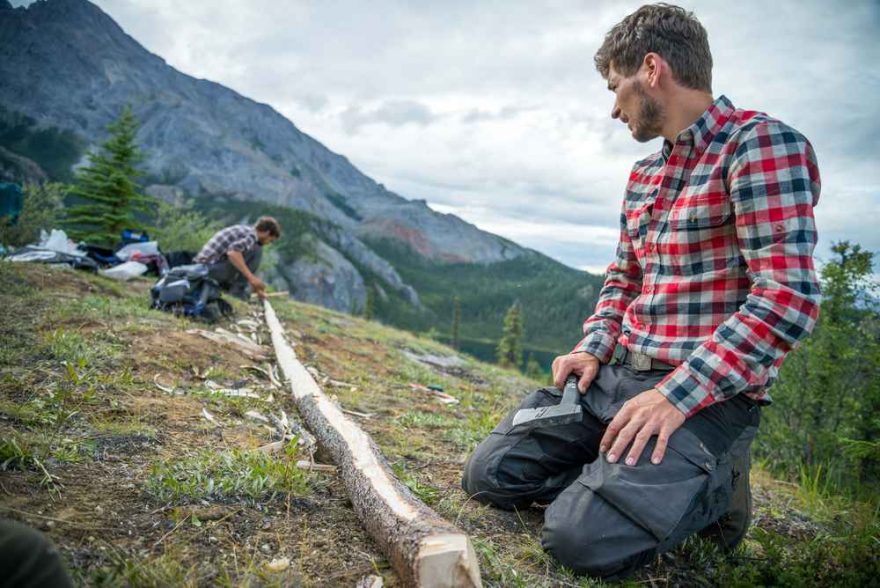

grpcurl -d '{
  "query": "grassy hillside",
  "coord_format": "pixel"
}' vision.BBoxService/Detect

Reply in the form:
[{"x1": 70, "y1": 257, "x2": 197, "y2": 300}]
[{"x1": 1, "y1": 262, "x2": 876, "y2": 586}]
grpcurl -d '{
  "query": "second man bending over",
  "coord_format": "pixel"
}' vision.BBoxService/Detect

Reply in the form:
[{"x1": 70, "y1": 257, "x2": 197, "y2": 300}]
[{"x1": 194, "y1": 216, "x2": 281, "y2": 300}]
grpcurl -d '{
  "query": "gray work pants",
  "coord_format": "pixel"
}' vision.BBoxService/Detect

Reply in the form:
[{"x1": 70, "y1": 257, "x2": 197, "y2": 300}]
[
  {"x1": 461, "y1": 363, "x2": 760, "y2": 579},
  {"x1": 206, "y1": 246, "x2": 262, "y2": 300}
]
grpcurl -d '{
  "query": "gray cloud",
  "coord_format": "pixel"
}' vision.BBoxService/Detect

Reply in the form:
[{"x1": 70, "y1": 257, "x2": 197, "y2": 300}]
[
  {"x1": 296, "y1": 94, "x2": 328, "y2": 113},
  {"x1": 340, "y1": 99, "x2": 439, "y2": 134},
  {"x1": 461, "y1": 105, "x2": 537, "y2": 124}
]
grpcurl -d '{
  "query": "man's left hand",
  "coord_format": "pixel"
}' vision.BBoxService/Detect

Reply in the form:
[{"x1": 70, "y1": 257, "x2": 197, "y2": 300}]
[{"x1": 600, "y1": 388, "x2": 686, "y2": 466}]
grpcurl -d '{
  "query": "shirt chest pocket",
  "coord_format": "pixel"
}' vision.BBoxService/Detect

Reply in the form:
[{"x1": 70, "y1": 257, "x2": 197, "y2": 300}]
[{"x1": 667, "y1": 196, "x2": 733, "y2": 232}]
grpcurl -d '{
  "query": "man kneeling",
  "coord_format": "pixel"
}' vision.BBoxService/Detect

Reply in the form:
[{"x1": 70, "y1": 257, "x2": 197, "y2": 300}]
[
  {"x1": 194, "y1": 216, "x2": 281, "y2": 300},
  {"x1": 462, "y1": 3, "x2": 821, "y2": 580}
]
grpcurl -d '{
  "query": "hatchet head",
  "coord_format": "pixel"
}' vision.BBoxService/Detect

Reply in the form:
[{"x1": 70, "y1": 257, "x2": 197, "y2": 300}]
[{"x1": 510, "y1": 374, "x2": 583, "y2": 433}]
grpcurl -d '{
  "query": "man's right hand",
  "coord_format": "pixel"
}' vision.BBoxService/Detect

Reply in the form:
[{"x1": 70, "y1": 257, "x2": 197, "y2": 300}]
[
  {"x1": 249, "y1": 276, "x2": 267, "y2": 299},
  {"x1": 551, "y1": 352, "x2": 600, "y2": 394}
]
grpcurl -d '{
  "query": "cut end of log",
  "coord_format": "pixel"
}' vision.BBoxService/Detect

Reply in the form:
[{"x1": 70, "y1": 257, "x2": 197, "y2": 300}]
[{"x1": 417, "y1": 533, "x2": 483, "y2": 588}]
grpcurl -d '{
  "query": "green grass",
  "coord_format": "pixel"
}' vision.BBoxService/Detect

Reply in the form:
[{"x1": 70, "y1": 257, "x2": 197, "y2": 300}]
[
  {"x1": 146, "y1": 445, "x2": 310, "y2": 504},
  {"x1": 0, "y1": 434, "x2": 39, "y2": 470},
  {"x1": 0, "y1": 397, "x2": 46, "y2": 427},
  {"x1": 90, "y1": 418, "x2": 158, "y2": 439},
  {"x1": 394, "y1": 410, "x2": 457, "y2": 429},
  {"x1": 391, "y1": 462, "x2": 442, "y2": 506},
  {"x1": 57, "y1": 293, "x2": 157, "y2": 322},
  {"x1": 0, "y1": 434, "x2": 63, "y2": 493},
  {"x1": 81, "y1": 550, "x2": 196, "y2": 587},
  {"x1": 43, "y1": 328, "x2": 97, "y2": 365}
]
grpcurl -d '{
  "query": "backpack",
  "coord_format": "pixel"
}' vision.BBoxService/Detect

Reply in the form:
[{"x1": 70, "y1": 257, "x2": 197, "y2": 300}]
[{"x1": 150, "y1": 264, "x2": 233, "y2": 322}]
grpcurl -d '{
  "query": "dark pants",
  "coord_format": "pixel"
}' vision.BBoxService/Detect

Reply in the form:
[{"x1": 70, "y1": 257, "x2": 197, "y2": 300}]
[
  {"x1": 461, "y1": 364, "x2": 760, "y2": 579},
  {"x1": 207, "y1": 246, "x2": 262, "y2": 300},
  {"x1": 0, "y1": 520, "x2": 73, "y2": 588}
]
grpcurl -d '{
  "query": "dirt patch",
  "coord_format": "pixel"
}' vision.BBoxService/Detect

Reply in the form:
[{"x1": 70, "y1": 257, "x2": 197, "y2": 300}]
[{"x1": 131, "y1": 330, "x2": 265, "y2": 376}]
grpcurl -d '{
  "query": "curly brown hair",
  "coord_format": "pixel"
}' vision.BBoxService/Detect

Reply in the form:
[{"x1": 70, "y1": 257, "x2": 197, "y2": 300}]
[
  {"x1": 254, "y1": 216, "x2": 281, "y2": 238},
  {"x1": 594, "y1": 3, "x2": 712, "y2": 93}
]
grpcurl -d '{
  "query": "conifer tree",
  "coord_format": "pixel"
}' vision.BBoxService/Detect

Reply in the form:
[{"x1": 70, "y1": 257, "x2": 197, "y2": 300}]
[
  {"x1": 496, "y1": 302, "x2": 524, "y2": 369},
  {"x1": 364, "y1": 285, "x2": 376, "y2": 320},
  {"x1": 451, "y1": 296, "x2": 461, "y2": 350},
  {"x1": 66, "y1": 105, "x2": 151, "y2": 246}
]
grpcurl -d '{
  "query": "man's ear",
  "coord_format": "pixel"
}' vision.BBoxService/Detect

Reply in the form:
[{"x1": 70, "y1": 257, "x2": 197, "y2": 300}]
[{"x1": 642, "y1": 52, "x2": 663, "y2": 89}]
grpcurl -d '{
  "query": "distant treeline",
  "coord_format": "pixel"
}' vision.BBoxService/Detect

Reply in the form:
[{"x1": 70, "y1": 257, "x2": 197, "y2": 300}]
[
  {"x1": 0, "y1": 106, "x2": 83, "y2": 181},
  {"x1": 365, "y1": 237, "x2": 603, "y2": 360}
]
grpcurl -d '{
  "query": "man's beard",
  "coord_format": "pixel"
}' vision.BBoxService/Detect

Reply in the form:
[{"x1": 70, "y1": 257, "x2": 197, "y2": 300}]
[{"x1": 632, "y1": 81, "x2": 664, "y2": 142}]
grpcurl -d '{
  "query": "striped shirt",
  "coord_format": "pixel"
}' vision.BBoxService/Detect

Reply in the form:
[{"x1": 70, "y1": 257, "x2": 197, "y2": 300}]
[
  {"x1": 576, "y1": 95, "x2": 821, "y2": 417},
  {"x1": 194, "y1": 225, "x2": 259, "y2": 265}
]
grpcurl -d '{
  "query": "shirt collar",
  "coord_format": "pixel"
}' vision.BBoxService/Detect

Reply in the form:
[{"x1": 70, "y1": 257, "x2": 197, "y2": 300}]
[{"x1": 662, "y1": 95, "x2": 735, "y2": 159}]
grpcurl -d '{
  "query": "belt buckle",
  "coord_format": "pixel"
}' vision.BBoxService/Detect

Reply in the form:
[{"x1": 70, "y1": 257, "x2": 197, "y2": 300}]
[{"x1": 631, "y1": 352, "x2": 652, "y2": 371}]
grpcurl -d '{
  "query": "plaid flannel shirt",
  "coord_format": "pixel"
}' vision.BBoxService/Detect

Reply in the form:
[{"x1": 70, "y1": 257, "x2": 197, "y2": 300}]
[
  {"x1": 194, "y1": 224, "x2": 259, "y2": 265},
  {"x1": 575, "y1": 96, "x2": 821, "y2": 417}
]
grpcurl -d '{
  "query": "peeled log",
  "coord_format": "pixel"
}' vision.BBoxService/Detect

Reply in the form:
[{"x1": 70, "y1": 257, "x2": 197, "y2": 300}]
[{"x1": 263, "y1": 301, "x2": 482, "y2": 587}]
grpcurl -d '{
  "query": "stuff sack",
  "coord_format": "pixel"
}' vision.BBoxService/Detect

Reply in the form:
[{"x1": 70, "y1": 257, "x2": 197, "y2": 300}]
[{"x1": 150, "y1": 264, "x2": 232, "y2": 322}]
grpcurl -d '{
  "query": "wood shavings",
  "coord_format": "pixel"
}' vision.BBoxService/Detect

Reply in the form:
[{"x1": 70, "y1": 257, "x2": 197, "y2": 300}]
[
  {"x1": 201, "y1": 407, "x2": 220, "y2": 426},
  {"x1": 153, "y1": 374, "x2": 175, "y2": 394}
]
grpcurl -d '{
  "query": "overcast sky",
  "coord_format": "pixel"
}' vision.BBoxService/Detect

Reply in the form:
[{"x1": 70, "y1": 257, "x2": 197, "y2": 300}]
[{"x1": 17, "y1": 0, "x2": 879, "y2": 272}]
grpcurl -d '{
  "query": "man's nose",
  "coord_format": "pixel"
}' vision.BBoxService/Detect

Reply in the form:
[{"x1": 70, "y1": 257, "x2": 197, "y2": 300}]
[{"x1": 611, "y1": 104, "x2": 620, "y2": 119}]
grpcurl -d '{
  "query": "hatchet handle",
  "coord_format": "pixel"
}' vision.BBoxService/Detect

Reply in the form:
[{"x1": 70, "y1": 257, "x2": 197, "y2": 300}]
[{"x1": 561, "y1": 374, "x2": 580, "y2": 405}]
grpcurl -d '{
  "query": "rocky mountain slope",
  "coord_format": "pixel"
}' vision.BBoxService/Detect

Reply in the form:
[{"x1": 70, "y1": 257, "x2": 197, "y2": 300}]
[{"x1": 0, "y1": 0, "x2": 602, "y2": 358}]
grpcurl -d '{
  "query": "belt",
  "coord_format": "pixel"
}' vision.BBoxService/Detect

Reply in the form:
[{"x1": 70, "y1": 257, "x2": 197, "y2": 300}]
[{"x1": 612, "y1": 347, "x2": 676, "y2": 372}]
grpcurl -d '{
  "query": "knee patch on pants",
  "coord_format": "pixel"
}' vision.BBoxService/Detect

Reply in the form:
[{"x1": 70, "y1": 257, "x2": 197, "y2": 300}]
[
  {"x1": 542, "y1": 427, "x2": 733, "y2": 578},
  {"x1": 584, "y1": 428, "x2": 730, "y2": 547}
]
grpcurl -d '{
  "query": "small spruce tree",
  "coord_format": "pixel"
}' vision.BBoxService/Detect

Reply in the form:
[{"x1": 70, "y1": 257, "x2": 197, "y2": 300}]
[
  {"x1": 496, "y1": 302, "x2": 524, "y2": 369},
  {"x1": 65, "y1": 105, "x2": 152, "y2": 246},
  {"x1": 364, "y1": 285, "x2": 376, "y2": 320}
]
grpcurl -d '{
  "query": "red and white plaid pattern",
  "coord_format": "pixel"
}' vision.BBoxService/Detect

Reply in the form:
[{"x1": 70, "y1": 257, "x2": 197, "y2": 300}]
[
  {"x1": 194, "y1": 224, "x2": 258, "y2": 265},
  {"x1": 576, "y1": 96, "x2": 821, "y2": 417}
]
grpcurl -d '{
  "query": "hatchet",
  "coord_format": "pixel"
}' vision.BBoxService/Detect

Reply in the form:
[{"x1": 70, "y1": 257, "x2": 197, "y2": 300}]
[{"x1": 510, "y1": 374, "x2": 583, "y2": 432}]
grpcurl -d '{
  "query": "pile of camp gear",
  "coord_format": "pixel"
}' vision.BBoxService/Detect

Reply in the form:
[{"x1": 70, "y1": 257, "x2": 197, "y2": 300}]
[
  {"x1": 150, "y1": 263, "x2": 233, "y2": 322},
  {"x1": 3, "y1": 227, "x2": 233, "y2": 322},
  {"x1": 5, "y1": 229, "x2": 99, "y2": 271}
]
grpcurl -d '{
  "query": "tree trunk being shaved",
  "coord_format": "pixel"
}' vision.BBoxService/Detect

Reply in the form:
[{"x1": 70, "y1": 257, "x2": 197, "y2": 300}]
[{"x1": 263, "y1": 301, "x2": 483, "y2": 588}]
